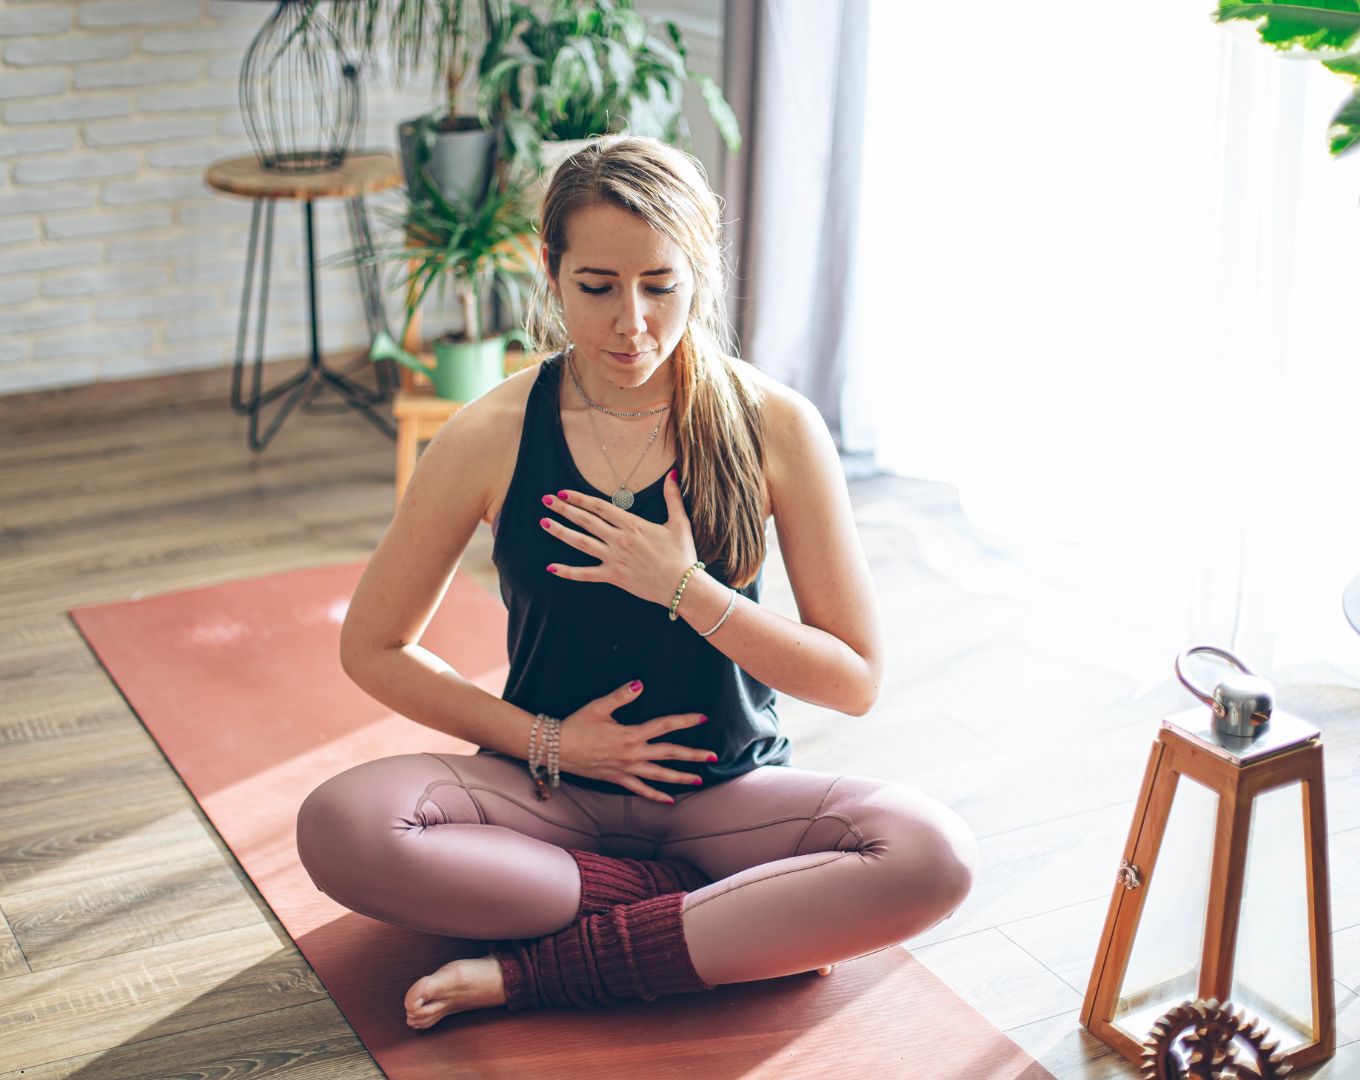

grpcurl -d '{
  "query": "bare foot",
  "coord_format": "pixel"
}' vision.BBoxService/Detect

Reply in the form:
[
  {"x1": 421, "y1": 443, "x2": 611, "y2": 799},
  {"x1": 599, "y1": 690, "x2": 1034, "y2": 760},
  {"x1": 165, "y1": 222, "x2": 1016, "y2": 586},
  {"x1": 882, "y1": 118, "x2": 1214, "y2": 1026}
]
[{"x1": 404, "y1": 955, "x2": 508, "y2": 1030}]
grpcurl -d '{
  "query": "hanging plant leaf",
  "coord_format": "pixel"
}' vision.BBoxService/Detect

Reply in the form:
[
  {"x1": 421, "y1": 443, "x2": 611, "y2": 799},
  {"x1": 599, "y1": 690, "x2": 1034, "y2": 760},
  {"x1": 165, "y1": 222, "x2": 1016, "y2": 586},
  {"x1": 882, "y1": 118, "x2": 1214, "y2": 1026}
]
[
  {"x1": 696, "y1": 74, "x2": 742, "y2": 153},
  {"x1": 1215, "y1": 1, "x2": 1360, "y2": 55},
  {"x1": 1328, "y1": 87, "x2": 1360, "y2": 152}
]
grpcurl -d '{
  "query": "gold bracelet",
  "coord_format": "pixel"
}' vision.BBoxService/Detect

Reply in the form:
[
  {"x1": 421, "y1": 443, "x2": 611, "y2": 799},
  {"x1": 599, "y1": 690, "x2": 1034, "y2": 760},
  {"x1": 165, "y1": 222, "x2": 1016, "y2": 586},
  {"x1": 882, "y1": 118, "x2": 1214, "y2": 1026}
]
[{"x1": 669, "y1": 561, "x2": 705, "y2": 621}]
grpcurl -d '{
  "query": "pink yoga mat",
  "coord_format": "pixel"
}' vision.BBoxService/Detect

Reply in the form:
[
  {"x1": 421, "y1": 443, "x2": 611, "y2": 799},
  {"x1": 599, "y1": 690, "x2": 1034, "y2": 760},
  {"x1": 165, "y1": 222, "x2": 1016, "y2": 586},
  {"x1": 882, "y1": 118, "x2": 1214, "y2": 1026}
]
[{"x1": 71, "y1": 560, "x2": 1053, "y2": 1079}]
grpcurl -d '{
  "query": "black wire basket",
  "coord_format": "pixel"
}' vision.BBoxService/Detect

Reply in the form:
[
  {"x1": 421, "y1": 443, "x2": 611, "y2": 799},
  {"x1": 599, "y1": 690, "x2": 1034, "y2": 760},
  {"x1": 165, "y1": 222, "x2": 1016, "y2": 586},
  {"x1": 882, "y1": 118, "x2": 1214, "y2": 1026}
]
[{"x1": 239, "y1": 0, "x2": 361, "y2": 173}]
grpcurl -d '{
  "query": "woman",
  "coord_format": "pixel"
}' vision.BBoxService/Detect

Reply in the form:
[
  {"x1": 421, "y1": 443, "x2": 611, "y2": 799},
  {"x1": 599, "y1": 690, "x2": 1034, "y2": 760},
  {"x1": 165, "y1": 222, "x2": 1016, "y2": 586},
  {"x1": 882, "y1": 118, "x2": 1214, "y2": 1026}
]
[{"x1": 297, "y1": 136, "x2": 977, "y2": 1030}]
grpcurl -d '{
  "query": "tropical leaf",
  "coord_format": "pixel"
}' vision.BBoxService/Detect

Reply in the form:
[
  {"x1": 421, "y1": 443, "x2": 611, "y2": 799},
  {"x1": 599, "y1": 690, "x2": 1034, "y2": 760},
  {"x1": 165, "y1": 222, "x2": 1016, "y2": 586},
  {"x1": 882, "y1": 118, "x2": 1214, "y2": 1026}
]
[
  {"x1": 1215, "y1": 1, "x2": 1360, "y2": 54},
  {"x1": 1329, "y1": 87, "x2": 1360, "y2": 152},
  {"x1": 696, "y1": 73, "x2": 741, "y2": 153}
]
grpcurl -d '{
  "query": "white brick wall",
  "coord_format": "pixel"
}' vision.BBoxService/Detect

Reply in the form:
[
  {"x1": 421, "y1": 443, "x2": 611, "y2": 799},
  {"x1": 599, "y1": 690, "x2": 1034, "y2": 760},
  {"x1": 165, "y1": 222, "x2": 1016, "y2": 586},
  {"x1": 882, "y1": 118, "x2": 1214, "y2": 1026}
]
[{"x1": 0, "y1": 0, "x2": 727, "y2": 397}]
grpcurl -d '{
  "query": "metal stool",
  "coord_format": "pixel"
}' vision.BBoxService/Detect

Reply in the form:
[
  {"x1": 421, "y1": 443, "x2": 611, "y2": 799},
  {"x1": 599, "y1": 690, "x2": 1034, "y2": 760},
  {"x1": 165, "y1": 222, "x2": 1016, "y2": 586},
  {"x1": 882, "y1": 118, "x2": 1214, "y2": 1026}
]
[{"x1": 205, "y1": 151, "x2": 401, "y2": 451}]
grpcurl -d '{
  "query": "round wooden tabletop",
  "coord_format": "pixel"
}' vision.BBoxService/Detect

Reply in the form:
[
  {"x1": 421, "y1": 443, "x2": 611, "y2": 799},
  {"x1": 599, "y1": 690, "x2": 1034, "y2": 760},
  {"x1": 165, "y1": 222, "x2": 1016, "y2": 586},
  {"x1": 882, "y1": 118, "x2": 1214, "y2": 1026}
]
[{"x1": 204, "y1": 151, "x2": 403, "y2": 201}]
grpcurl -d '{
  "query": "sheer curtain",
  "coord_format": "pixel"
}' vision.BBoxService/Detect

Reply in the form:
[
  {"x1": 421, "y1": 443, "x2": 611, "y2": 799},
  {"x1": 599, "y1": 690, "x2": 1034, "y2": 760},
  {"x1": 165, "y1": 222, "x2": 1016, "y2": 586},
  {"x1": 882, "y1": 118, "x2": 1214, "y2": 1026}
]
[{"x1": 855, "y1": 1, "x2": 1360, "y2": 683}]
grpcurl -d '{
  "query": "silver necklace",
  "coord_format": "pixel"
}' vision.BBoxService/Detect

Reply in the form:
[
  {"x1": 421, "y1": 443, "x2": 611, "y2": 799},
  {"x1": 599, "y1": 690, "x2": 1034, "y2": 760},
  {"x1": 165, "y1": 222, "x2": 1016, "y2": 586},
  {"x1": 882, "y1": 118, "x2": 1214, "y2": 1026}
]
[
  {"x1": 565, "y1": 351, "x2": 664, "y2": 509},
  {"x1": 565, "y1": 346, "x2": 671, "y2": 418}
]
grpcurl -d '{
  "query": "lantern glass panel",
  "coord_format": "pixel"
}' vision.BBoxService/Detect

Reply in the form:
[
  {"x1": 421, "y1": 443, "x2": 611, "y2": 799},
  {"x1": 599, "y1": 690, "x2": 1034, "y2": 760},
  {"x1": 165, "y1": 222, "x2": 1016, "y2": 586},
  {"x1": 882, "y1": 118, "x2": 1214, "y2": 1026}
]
[
  {"x1": 1230, "y1": 781, "x2": 1313, "y2": 1052},
  {"x1": 1112, "y1": 773, "x2": 1218, "y2": 1042}
]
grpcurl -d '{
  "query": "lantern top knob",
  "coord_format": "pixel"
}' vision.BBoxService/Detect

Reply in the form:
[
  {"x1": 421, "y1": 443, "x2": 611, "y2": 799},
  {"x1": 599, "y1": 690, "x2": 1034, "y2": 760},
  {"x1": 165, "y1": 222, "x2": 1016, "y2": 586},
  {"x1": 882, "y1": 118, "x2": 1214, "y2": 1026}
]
[{"x1": 1174, "y1": 644, "x2": 1274, "y2": 739}]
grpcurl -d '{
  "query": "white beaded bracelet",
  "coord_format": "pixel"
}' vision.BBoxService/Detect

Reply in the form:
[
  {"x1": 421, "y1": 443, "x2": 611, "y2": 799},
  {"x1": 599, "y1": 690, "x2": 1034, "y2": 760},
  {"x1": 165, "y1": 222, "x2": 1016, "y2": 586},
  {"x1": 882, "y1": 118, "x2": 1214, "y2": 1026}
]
[{"x1": 697, "y1": 587, "x2": 738, "y2": 638}]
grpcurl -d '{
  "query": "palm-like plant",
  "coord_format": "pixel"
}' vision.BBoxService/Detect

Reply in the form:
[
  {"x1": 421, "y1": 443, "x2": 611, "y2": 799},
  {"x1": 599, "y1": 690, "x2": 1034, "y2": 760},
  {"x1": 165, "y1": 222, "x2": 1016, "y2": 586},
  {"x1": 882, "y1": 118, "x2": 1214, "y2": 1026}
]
[
  {"x1": 371, "y1": 164, "x2": 538, "y2": 344},
  {"x1": 1214, "y1": 1, "x2": 1360, "y2": 155},
  {"x1": 480, "y1": 0, "x2": 741, "y2": 169}
]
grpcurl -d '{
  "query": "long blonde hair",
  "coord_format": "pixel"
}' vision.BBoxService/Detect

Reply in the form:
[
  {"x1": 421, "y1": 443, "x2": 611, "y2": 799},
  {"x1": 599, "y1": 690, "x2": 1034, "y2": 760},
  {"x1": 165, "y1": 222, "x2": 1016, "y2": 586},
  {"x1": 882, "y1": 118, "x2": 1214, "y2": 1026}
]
[{"x1": 527, "y1": 136, "x2": 768, "y2": 588}]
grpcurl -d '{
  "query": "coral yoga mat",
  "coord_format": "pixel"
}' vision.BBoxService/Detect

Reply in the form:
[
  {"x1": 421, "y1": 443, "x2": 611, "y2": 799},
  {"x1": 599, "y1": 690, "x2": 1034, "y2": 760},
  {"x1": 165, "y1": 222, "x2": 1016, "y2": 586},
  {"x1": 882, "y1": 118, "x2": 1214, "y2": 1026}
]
[{"x1": 70, "y1": 560, "x2": 1052, "y2": 1079}]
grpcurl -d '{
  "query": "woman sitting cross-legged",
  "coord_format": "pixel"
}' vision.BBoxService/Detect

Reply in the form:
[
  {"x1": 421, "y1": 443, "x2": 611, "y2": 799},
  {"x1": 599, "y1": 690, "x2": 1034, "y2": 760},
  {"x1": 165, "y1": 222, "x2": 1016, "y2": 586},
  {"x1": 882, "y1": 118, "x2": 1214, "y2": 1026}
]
[{"x1": 296, "y1": 135, "x2": 978, "y2": 1029}]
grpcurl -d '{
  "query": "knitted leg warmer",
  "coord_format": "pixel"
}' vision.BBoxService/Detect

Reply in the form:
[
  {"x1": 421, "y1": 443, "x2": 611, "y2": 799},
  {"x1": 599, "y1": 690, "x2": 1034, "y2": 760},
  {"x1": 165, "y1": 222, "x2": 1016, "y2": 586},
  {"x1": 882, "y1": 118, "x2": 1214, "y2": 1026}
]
[
  {"x1": 491, "y1": 892, "x2": 712, "y2": 1011},
  {"x1": 567, "y1": 849, "x2": 712, "y2": 917}
]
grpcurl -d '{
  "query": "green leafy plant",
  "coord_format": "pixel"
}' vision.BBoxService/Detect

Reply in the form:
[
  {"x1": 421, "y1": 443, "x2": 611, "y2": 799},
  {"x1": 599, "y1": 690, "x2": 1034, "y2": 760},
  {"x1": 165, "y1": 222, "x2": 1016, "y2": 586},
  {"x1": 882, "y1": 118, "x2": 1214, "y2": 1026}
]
[
  {"x1": 1214, "y1": 1, "x2": 1360, "y2": 155},
  {"x1": 334, "y1": 0, "x2": 505, "y2": 126},
  {"x1": 369, "y1": 164, "x2": 538, "y2": 343},
  {"x1": 479, "y1": 0, "x2": 741, "y2": 168}
]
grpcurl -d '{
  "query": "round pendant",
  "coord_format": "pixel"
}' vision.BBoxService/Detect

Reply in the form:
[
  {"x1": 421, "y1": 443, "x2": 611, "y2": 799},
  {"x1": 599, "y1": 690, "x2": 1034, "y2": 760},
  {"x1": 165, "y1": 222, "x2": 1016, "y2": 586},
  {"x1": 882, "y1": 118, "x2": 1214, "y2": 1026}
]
[{"x1": 611, "y1": 487, "x2": 635, "y2": 510}]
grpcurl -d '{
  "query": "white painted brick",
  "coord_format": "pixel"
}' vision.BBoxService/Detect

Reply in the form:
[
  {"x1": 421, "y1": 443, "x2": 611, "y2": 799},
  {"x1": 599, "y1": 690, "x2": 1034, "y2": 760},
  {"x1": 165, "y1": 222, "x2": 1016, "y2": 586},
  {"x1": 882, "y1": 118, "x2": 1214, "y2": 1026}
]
[
  {"x1": 5, "y1": 34, "x2": 133, "y2": 66},
  {"x1": 0, "y1": 361, "x2": 100, "y2": 395},
  {"x1": 77, "y1": 1, "x2": 201, "y2": 30},
  {"x1": 9, "y1": 303, "x2": 93, "y2": 333},
  {"x1": 33, "y1": 324, "x2": 155, "y2": 359},
  {"x1": 178, "y1": 199, "x2": 250, "y2": 227},
  {"x1": 44, "y1": 207, "x2": 173, "y2": 241},
  {"x1": 142, "y1": 27, "x2": 256, "y2": 54},
  {"x1": 75, "y1": 58, "x2": 198, "y2": 90},
  {"x1": 173, "y1": 260, "x2": 242, "y2": 286},
  {"x1": 103, "y1": 175, "x2": 208, "y2": 206},
  {"x1": 207, "y1": 1, "x2": 264, "y2": 21},
  {"x1": 206, "y1": 54, "x2": 246, "y2": 80},
  {"x1": 139, "y1": 82, "x2": 238, "y2": 112},
  {"x1": 42, "y1": 264, "x2": 168, "y2": 298},
  {"x1": 95, "y1": 291, "x2": 201, "y2": 320},
  {"x1": 84, "y1": 115, "x2": 207, "y2": 147},
  {"x1": 0, "y1": 8, "x2": 73, "y2": 36},
  {"x1": 164, "y1": 310, "x2": 241, "y2": 342},
  {"x1": 0, "y1": 219, "x2": 36, "y2": 246},
  {"x1": 0, "y1": 126, "x2": 75, "y2": 158},
  {"x1": 0, "y1": 70, "x2": 67, "y2": 100},
  {"x1": 5, "y1": 95, "x2": 131, "y2": 124},
  {"x1": 0, "y1": 242, "x2": 102, "y2": 277},
  {"x1": 108, "y1": 229, "x2": 226, "y2": 263},
  {"x1": 0, "y1": 186, "x2": 95, "y2": 218},
  {"x1": 148, "y1": 140, "x2": 239, "y2": 170},
  {"x1": 0, "y1": 278, "x2": 38, "y2": 306},
  {"x1": 14, "y1": 150, "x2": 138, "y2": 184}
]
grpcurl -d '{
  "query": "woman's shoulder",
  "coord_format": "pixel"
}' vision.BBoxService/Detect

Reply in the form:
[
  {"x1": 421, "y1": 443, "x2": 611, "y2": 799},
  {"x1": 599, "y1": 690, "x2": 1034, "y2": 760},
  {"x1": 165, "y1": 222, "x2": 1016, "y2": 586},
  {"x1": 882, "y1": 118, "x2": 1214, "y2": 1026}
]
[{"x1": 720, "y1": 354, "x2": 824, "y2": 440}]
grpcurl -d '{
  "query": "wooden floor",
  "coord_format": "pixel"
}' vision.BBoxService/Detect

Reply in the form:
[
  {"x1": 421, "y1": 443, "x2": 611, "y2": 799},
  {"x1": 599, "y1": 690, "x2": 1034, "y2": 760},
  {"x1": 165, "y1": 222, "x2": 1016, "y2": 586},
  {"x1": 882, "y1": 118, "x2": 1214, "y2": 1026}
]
[{"x1": 3, "y1": 369, "x2": 1360, "y2": 1078}]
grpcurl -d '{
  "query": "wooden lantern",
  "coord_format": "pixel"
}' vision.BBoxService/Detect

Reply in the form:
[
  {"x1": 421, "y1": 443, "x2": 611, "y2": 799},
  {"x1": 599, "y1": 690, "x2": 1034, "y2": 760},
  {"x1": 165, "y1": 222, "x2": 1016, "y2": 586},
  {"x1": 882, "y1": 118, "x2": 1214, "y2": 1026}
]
[{"x1": 1081, "y1": 695, "x2": 1335, "y2": 1072}]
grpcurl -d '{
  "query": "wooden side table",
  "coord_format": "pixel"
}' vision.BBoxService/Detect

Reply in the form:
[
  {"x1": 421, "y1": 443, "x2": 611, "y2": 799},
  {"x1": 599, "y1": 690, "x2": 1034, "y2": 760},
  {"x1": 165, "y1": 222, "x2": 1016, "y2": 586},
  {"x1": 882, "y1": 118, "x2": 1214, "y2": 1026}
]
[{"x1": 205, "y1": 152, "x2": 402, "y2": 451}]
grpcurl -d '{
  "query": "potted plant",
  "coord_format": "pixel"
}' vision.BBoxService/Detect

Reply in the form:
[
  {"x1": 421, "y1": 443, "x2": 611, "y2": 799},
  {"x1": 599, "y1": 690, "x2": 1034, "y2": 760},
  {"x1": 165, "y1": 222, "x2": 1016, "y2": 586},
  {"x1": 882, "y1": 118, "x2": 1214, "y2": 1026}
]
[
  {"x1": 1213, "y1": 1, "x2": 1360, "y2": 155},
  {"x1": 479, "y1": 0, "x2": 742, "y2": 180},
  {"x1": 366, "y1": 160, "x2": 538, "y2": 401},
  {"x1": 334, "y1": 0, "x2": 507, "y2": 201}
]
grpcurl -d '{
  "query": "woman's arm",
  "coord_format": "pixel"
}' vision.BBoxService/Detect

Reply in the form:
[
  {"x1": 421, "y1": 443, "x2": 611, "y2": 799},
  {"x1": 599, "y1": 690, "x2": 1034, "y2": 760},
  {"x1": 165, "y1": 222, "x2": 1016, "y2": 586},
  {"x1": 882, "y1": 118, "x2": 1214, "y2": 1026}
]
[
  {"x1": 338, "y1": 371, "x2": 547, "y2": 758},
  {"x1": 674, "y1": 386, "x2": 885, "y2": 715}
]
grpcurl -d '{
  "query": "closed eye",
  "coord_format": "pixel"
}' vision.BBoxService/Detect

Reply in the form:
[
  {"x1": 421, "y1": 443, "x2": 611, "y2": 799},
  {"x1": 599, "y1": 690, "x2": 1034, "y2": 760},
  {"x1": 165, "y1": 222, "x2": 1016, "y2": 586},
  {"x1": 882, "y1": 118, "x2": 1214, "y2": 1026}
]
[{"x1": 578, "y1": 284, "x2": 678, "y2": 296}]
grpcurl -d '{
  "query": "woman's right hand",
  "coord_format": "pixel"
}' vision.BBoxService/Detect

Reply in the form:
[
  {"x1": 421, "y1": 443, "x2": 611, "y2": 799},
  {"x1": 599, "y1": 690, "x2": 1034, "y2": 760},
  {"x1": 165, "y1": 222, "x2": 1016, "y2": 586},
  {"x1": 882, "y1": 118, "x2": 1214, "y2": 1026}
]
[{"x1": 557, "y1": 680, "x2": 715, "y2": 804}]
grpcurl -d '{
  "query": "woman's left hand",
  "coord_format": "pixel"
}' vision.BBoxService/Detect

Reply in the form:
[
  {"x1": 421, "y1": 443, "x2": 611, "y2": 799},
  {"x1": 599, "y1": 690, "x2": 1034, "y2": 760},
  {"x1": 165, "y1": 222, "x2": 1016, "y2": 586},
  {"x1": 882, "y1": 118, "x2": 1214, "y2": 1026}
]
[{"x1": 541, "y1": 469, "x2": 698, "y2": 607}]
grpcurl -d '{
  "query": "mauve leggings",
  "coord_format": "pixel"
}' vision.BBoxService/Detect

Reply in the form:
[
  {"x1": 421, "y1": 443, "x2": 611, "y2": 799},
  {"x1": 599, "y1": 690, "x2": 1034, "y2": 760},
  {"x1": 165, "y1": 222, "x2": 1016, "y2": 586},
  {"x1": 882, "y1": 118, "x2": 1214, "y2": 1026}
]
[{"x1": 295, "y1": 750, "x2": 978, "y2": 986}]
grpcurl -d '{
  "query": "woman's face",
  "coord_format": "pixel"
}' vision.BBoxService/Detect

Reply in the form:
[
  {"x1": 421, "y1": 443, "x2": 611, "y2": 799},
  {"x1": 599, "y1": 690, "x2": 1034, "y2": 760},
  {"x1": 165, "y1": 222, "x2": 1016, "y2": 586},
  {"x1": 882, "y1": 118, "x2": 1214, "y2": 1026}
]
[{"x1": 548, "y1": 201, "x2": 693, "y2": 391}]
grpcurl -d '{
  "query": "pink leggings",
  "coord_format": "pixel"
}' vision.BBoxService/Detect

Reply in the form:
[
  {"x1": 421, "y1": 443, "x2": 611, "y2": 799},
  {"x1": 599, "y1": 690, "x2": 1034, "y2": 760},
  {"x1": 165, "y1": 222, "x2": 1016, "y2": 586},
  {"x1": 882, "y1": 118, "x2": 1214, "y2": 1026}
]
[{"x1": 295, "y1": 751, "x2": 978, "y2": 986}]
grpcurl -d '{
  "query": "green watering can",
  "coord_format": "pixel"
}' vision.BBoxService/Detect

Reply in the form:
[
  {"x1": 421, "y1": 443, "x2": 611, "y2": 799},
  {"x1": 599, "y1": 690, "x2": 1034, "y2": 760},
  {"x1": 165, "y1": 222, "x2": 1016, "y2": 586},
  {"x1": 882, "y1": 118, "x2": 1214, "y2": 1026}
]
[{"x1": 371, "y1": 326, "x2": 530, "y2": 402}]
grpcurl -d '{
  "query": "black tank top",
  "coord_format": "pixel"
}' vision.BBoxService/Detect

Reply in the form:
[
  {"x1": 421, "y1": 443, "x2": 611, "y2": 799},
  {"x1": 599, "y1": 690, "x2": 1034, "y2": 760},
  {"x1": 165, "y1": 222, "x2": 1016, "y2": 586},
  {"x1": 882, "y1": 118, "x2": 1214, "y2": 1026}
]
[{"x1": 485, "y1": 352, "x2": 791, "y2": 797}]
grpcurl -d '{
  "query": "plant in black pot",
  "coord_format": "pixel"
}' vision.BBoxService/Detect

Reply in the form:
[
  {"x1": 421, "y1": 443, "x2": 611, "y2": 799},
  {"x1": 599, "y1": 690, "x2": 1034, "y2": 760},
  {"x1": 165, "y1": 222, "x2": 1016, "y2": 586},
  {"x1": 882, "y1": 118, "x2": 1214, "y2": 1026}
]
[
  {"x1": 479, "y1": 0, "x2": 741, "y2": 184},
  {"x1": 366, "y1": 160, "x2": 538, "y2": 402},
  {"x1": 335, "y1": 0, "x2": 508, "y2": 201}
]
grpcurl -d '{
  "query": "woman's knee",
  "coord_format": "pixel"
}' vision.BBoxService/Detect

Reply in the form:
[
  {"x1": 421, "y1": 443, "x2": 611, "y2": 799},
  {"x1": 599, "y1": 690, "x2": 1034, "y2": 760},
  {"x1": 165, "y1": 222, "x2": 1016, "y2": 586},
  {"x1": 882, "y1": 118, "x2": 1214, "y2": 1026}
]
[{"x1": 858, "y1": 783, "x2": 979, "y2": 934}]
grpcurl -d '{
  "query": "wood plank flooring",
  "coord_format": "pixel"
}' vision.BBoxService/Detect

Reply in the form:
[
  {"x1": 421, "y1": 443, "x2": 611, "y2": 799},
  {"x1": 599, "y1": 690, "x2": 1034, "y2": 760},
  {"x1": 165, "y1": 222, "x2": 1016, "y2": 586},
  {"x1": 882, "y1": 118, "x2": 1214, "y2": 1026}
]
[{"x1": 2, "y1": 374, "x2": 1359, "y2": 1077}]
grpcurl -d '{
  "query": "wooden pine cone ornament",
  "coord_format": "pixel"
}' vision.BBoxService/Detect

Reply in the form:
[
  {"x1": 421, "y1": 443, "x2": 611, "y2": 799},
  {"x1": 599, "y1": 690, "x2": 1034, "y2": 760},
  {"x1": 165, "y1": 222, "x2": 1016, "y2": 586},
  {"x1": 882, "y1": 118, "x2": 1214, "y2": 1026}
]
[{"x1": 1141, "y1": 999, "x2": 1292, "y2": 1080}]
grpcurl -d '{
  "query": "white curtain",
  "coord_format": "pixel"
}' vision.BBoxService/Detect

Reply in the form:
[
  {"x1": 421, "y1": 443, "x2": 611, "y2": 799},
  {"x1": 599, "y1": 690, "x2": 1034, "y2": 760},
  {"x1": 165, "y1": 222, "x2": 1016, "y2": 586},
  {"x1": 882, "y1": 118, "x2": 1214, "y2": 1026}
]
[{"x1": 856, "y1": 1, "x2": 1360, "y2": 684}]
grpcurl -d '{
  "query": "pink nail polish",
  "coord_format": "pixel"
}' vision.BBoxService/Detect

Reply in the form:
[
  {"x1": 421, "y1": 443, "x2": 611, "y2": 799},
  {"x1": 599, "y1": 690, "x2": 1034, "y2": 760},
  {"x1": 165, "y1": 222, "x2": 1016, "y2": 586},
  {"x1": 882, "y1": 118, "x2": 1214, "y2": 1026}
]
[
  {"x1": 698, "y1": 715, "x2": 709, "y2": 723},
  {"x1": 547, "y1": 565, "x2": 558, "y2": 574},
  {"x1": 707, "y1": 754, "x2": 718, "y2": 763},
  {"x1": 691, "y1": 777, "x2": 703, "y2": 785},
  {"x1": 669, "y1": 468, "x2": 678, "y2": 481},
  {"x1": 542, "y1": 494, "x2": 554, "y2": 506},
  {"x1": 665, "y1": 797, "x2": 676, "y2": 805},
  {"x1": 540, "y1": 517, "x2": 551, "y2": 528},
  {"x1": 557, "y1": 490, "x2": 570, "y2": 500},
  {"x1": 630, "y1": 680, "x2": 643, "y2": 692}
]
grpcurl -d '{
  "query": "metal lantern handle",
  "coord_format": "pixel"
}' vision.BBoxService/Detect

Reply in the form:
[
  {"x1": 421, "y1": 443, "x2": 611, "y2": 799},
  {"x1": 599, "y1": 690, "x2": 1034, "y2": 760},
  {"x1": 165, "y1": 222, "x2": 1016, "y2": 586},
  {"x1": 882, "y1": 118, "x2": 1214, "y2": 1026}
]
[{"x1": 1174, "y1": 644, "x2": 1274, "y2": 738}]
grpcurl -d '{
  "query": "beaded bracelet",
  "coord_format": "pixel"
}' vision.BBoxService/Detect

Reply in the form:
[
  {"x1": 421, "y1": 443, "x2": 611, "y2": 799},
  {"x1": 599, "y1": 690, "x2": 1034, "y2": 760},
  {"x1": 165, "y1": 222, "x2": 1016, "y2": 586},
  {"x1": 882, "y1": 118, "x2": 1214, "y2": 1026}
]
[
  {"x1": 697, "y1": 587, "x2": 738, "y2": 638},
  {"x1": 669, "y1": 561, "x2": 705, "y2": 621},
  {"x1": 528, "y1": 713, "x2": 562, "y2": 801}
]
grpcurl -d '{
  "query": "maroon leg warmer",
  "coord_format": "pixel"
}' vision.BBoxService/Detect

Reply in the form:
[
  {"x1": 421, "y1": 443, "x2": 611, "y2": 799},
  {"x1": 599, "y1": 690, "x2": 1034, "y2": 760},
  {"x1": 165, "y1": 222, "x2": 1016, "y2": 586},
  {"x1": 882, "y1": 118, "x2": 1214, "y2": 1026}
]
[
  {"x1": 566, "y1": 849, "x2": 712, "y2": 917},
  {"x1": 491, "y1": 892, "x2": 712, "y2": 1011}
]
